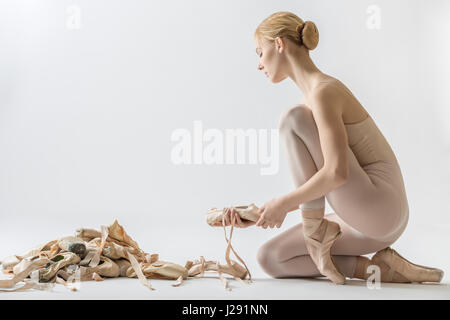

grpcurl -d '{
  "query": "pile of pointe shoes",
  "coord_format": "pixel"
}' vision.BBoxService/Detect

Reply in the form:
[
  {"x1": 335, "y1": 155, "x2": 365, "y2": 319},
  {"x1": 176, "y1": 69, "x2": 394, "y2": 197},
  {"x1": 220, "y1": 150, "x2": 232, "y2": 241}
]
[{"x1": 1, "y1": 210, "x2": 255, "y2": 292}]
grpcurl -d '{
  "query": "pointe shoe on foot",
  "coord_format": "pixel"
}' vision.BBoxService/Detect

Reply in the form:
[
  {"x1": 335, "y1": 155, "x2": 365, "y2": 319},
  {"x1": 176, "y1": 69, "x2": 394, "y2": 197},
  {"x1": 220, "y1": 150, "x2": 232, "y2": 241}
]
[
  {"x1": 371, "y1": 247, "x2": 444, "y2": 283},
  {"x1": 353, "y1": 255, "x2": 410, "y2": 282},
  {"x1": 303, "y1": 218, "x2": 346, "y2": 285}
]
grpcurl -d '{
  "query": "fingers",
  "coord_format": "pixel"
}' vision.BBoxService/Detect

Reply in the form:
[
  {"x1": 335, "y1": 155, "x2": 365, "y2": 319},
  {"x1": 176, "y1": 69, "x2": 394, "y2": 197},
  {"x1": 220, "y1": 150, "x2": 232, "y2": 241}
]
[
  {"x1": 234, "y1": 211, "x2": 242, "y2": 227},
  {"x1": 213, "y1": 208, "x2": 231, "y2": 227},
  {"x1": 262, "y1": 222, "x2": 277, "y2": 229},
  {"x1": 226, "y1": 208, "x2": 238, "y2": 226},
  {"x1": 224, "y1": 208, "x2": 231, "y2": 226},
  {"x1": 212, "y1": 208, "x2": 263, "y2": 228},
  {"x1": 258, "y1": 205, "x2": 265, "y2": 214},
  {"x1": 232, "y1": 209, "x2": 243, "y2": 227},
  {"x1": 234, "y1": 211, "x2": 255, "y2": 228},
  {"x1": 229, "y1": 210, "x2": 236, "y2": 227},
  {"x1": 255, "y1": 218, "x2": 280, "y2": 229},
  {"x1": 231, "y1": 208, "x2": 238, "y2": 226}
]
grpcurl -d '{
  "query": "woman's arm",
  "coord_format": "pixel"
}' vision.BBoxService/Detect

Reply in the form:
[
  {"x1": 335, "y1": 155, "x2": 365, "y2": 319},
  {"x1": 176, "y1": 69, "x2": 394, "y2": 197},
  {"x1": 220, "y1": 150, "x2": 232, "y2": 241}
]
[
  {"x1": 282, "y1": 167, "x2": 346, "y2": 213},
  {"x1": 281, "y1": 84, "x2": 350, "y2": 212}
]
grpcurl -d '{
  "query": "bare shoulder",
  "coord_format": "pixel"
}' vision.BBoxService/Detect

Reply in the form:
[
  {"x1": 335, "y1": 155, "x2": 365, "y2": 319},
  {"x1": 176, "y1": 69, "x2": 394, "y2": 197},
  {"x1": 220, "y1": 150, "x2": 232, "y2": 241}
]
[
  {"x1": 300, "y1": 79, "x2": 340, "y2": 105},
  {"x1": 310, "y1": 78, "x2": 369, "y2": 124},
  {"x1": 312, "y1": 78, "x2": 345, "y2": 99},
  {"x1": 309, "y1": 80, "x2": 345, "y2": 114}
]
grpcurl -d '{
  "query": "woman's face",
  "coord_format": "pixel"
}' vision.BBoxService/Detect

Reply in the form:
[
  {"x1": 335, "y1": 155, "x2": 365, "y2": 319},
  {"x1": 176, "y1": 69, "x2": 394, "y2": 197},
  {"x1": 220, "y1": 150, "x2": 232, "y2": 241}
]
[{"x1": 255, "y1": 37, "x2": 288, "y2": 83}]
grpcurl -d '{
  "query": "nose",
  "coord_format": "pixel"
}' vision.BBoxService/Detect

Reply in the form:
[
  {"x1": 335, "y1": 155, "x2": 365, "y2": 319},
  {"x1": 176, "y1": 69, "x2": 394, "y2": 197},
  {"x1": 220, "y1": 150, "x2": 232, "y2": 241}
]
[{"x1": 257, "y1": 62, "x2": 263, "y2": 71}]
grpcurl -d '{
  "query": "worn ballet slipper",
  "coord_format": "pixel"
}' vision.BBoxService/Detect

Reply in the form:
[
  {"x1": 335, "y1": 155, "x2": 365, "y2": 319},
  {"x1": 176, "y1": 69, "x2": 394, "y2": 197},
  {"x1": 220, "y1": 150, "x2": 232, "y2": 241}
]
[
  {"x1": 12, "y1": 255, "x2": 49, "y2": 276},
  {"x1": 145, "y1": 253, "x2": 159, "y2": 264},
  {"x1": 353, "y1": 255, "x2": 408, "y2": 282},
  {"x1": 221, "y1": 260, "x2": 248, "y2": 280},
  {"x1": 303, "y1": 217, "x2": 346, "y2": 285},
  {"x1": 125, "y1": 259, "x2": 187, "y2": 280},
  {"x1": 82, "y1": 222, "x2": 147, "y2": 262},
  {"x1": 56, "y1": 265, "x2": 80, "y2": 286},
  {"x1": 20, "y1": 240, "x2": 58, "y2": 260},
  {"x1": 87, "y1": 238, "x2": 132, "y2": 260},
  {"x1": 103, "y1": 242, "x2": 131, "y2": 260},
  {"x1": 78, "y1": 248, "x2": 96, "y2": 266},
  {"x1": 205, "y1": 205, "x2": 253, "y2": 284},
  {"x1": 142, "y1": 261, "x2": 188, "y2": 280},
  {"x1": 75, "y1": 228, "x2": 102, "y2": 241},
  {"x1": 0, "y1": 255, "x2": 22, "y2": 271},
  {"x1": 4, "y1": 219, "x2": 253, "y2": 292},
  {"x1": 353, "y1": 256, "x2": 372, "y2": 280},
  {"x1": 97, "y1": 256, "x2": 120, "y2": 277},
  {"x1": 187, "y1": 258, "x2": 248, "y2": 279},
  {"x1": 0, "y1": 257, "x2": 49, "y2": 290},
  {"x1": 39, "y1": 252, "x2": 81, "y2": 282},
  {"x1": 56, "y1": 268, "x2": 71, "y2": 281},
  {"x1": 302, "y1": 212, "x2": 326, "y2": 238},
  {"x1": 115, "y1": 259, "x2": 132, "y2": 277},
  {"x1": 78, "y1": 255, "x2": 120, "y2": 279},
  {"x1": 206, "y1": 203, "x2": 260, "y2": 226},
  {"x1": 371, "y1": 247, "x2": 444, "y2": 283},
  {"x1": 78, "y1": 267, "x2": 105, "y2": 282},
  {"x1": 57, "y1": 236, "x2": 87, "y2": 255},
  {"x1": 92, "y1": 256, "x2": 120, "y2": 278},
  {"x1": 107, "y1": 219, "x2": 141, "y2": 250},
  {"x1": 185, "y1": 260, "x2": 194, "y2": 271},
  {"x1": 87, "y1": 237, "x2": 102, "y2": 247},
  {"x1": 92, "y1": 272, "x2": 104, "y2": 281}
]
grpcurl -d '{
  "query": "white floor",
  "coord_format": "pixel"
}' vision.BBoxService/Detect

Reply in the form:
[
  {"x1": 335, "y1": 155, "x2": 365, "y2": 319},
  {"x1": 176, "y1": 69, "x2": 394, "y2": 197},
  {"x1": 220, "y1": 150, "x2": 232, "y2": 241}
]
[
  {"x1": 1, "y1": 274, "x2": 449, "y2": 300},
  {"x1": 2, "y1": 222, "x2": 450, "y2": 300}
]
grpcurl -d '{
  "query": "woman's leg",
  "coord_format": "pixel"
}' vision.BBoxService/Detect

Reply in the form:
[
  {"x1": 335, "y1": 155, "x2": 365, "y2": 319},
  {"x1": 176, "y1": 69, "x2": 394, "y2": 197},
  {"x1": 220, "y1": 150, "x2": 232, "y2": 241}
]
[
  {"x1": 256, "y1": 104, "x2": 401, "y2": 279},
  {"x1": 277, "y1": 104, "x2": 326, "y2": 212},
  {"x1": 278, "y1": 104, "x2": 405, "y2": 242},
  {"x1": 257, "y1": 212, "x2": 393, "y2": 278}
]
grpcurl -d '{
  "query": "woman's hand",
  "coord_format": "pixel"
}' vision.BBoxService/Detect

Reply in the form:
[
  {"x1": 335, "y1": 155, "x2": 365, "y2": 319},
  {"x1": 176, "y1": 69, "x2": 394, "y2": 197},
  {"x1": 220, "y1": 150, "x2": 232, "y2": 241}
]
[
  {"x1": 212, "y1": 208, "x2": 256, "y2": 228},
  {"x1": 255, "y1": 197, "x2": 289, "y2": 229}
]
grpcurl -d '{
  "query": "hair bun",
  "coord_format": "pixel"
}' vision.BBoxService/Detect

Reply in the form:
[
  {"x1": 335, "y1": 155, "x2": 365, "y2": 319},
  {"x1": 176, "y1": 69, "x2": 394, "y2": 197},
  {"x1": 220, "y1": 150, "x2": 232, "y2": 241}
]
[{"x1": 299, "y1": 20, "x2": 319, "y2": 50}]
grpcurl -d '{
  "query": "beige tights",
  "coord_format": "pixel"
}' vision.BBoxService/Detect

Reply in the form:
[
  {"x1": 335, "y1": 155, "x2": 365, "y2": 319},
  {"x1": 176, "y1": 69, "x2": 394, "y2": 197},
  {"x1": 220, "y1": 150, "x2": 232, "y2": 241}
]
[{"x1": 257, "y1": 104, "x2": 409, "y2": 281}]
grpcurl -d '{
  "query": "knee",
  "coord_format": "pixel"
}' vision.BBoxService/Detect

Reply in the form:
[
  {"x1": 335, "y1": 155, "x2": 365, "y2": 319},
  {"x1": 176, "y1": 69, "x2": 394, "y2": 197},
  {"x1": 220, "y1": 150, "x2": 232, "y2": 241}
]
[
  {"x1": 256, "y1": 243, "x2": 282, "y2": 278},
  {"x1": 278, "y1": 104, "x2": 314, "y2": 133}
]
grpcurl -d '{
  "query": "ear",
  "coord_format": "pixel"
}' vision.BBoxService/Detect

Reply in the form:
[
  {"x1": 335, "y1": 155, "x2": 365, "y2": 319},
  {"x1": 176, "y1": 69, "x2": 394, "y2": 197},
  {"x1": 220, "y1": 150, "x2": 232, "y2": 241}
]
[{"x1": 275, "y1": 37, "x2": 285, "y2": 53}]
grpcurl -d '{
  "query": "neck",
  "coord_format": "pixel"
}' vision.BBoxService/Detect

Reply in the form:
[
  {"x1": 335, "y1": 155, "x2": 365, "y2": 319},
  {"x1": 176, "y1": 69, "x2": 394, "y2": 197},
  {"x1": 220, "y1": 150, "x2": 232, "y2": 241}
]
[{"x1": 285, "y1": 47, "x2": 324, "y2": 99}]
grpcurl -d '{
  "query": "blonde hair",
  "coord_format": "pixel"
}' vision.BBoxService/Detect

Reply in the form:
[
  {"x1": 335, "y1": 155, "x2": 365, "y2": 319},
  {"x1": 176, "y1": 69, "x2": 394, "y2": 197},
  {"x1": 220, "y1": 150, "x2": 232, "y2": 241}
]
[{"x1": 254, "y1": 11, "x2": 319, "y2": 50}]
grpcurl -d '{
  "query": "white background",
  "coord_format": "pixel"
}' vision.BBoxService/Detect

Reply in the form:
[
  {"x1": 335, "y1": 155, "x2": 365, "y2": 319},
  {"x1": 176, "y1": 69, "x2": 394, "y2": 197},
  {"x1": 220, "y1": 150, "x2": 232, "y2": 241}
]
[{"x1": 1, "y1": 0, "x2": 449, "y2": 297}]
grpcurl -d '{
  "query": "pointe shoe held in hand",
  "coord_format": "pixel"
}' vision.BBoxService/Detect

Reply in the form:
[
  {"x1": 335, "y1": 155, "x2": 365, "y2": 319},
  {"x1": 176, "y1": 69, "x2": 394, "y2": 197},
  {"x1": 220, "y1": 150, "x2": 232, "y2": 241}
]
[
  {"x1": 303, "y1": 218, "x2": 346, "y2": 285},
  {"x1": 371, "y1": 247, "x2": 444, "y2": 283},
  {"x1": 206, "y1": 203, "x2": 260, "y2": 226},
  {"x1": 204, "y1": 204, "x2": 254, "y2": 285}
]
